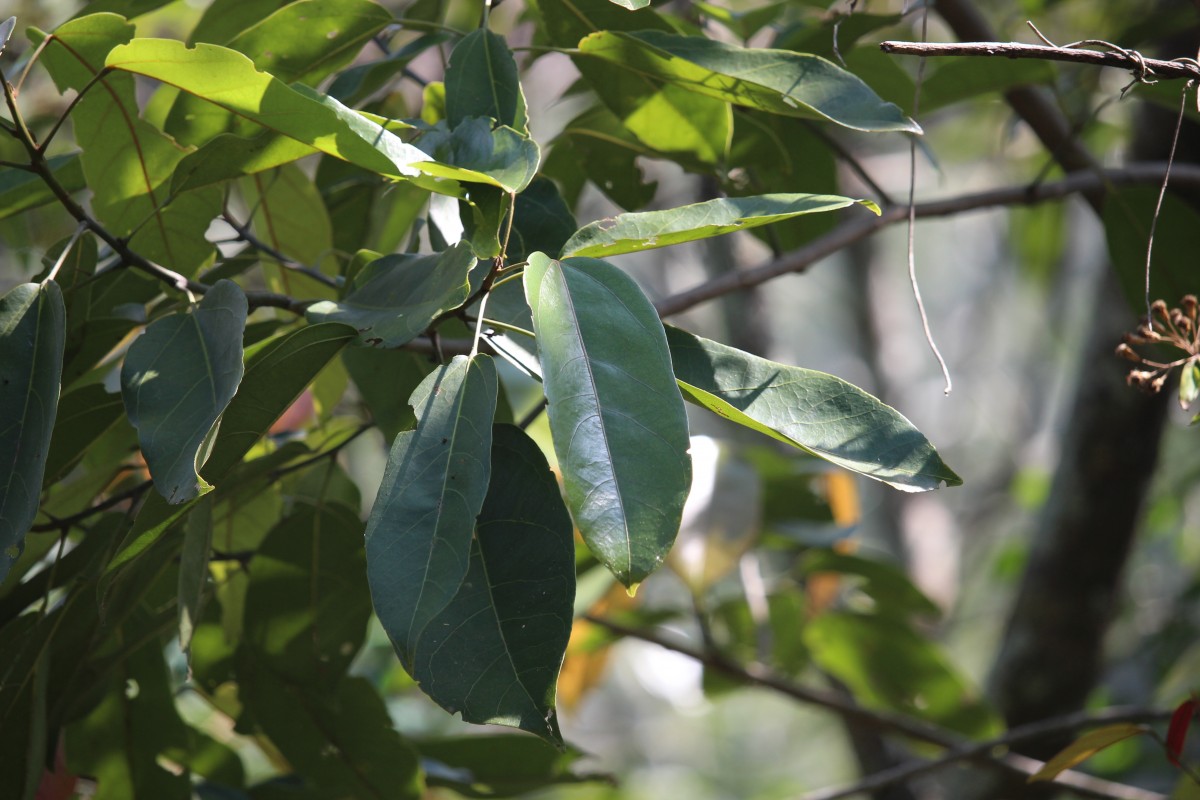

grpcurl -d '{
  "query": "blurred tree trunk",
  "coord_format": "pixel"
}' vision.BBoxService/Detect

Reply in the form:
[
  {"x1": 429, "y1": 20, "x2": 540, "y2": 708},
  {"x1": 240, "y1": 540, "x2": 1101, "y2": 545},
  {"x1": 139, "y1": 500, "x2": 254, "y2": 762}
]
[{"x1": 934, "y1": 0, "x2": 1190, "y2": 796}]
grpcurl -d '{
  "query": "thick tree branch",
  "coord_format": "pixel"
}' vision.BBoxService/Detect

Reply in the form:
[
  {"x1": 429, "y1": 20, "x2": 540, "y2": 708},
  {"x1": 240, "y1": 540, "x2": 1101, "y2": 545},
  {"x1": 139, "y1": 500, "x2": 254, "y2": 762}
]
[
  {"x1": 880, "y1": 40, "x2": 1200, "y2": 82},
  {"x1": 655, "y1": 163, "x2": 1200, "y2": 317},
  {"x1": 586, "y1": 615, "x2": 1167, "y2": 800}
]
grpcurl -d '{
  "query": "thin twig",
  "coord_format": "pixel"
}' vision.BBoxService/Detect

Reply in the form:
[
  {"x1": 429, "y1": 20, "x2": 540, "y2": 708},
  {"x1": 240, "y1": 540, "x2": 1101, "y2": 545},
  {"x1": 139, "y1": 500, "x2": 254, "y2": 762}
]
[
  {"x1": 1144, "y1": 81, "x2": 1191, "y2": 320},
  {"x1": 29, "y1": 480, "x2": 153, "y2": 534},
  {"x1": 589, "y1": 615, "x2": 1167, "y2": 800},
  {"x1": 654, "y1": 163, "x2": 1200, "y2": 318},
  {"x1": 268, "y1": 423, "x2": 374, "y2": 482},
  {"x1": 800, "y1": 707, "x2": 1173, "y2": 800},
  {"x1": 223, "y1": 212, "x2": 340, "y2": 290},
  {"x1": 880, "y1": 40, "x2": 1200, "y2": 82}
]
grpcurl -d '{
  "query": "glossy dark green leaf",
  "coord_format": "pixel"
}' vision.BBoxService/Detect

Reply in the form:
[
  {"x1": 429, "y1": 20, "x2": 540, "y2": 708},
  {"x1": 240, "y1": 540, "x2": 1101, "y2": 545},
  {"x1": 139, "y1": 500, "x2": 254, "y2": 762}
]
[
  {"x1": 562, "y1": 193, "x2": 877, "y2": 257},
  {"x1": 178, "y1": 495, "x2": 213, "y2": 655},
  {"x1": 306, "y1": 243, "x2": 475, "y2": 347},
  {"x1": 411, "y1": 425, "x2": 574, "y2": 742},
  {"x1": 0, "y1": 282, "x2": 65, "y2": 566},
  {"x1": 446, "y1": 29, "x2": 526, "y2": 131},
  {"x1": 121, "y1": 280, "x2": 248, "y2": 504},
  {"x1": 0, "y1": 154, "x2": 85, "y2": 221},
  {"x1": 236, "y1": 671, "x2": 422, "y2": 799},
  {"x1": 804, "y1": 611, "x2": 999, "y2": 737},
  {"x1": 37, "y1": 15, "x2": 220, "y2": 277},
  {"x1": 525, "y1": 253, "x2": 691, "y2": 587},
  {"x1": 244, "y1": 505, "x2": 371, "y2": 687},
  {"x1": 226, "y1": 0, "x2": 392, "y2": 86},
  {"x1": 666, "y1": 326, "x2": 962, "y2": 492},
  {"x1": 367, "y1": 355, "x2": 498, "y2": 671},
  {"x1": 577, "y1": 31, "x2": 921, "y2": 134}
]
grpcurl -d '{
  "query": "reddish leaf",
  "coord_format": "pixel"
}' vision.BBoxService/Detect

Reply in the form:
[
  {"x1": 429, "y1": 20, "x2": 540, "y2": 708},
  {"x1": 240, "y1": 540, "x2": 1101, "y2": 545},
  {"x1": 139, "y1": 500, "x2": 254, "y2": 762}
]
[{"x1": 1167, "y1": 698, "x2": 1198, "y2": 766}]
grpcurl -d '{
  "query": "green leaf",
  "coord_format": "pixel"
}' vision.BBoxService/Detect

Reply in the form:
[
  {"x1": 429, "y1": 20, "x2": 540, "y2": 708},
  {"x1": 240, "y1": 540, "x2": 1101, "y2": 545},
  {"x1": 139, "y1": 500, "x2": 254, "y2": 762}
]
[
  {"x1": 562, "y1": 193, "x2": 877, "y2": 258},
  {"x1": 666, "y1": 327, "x2": 962, "y2": 492},
  {"x1": 44, "y1": 384, "x2": 124, "y2": 484},
  {"x1": 367, "y1": 355, "x2": 498, "y2": 671},
  {"x1": 417, "y1": 735, "x2": 598, "y2": 796},
  {"x1": 329, "y1": 32, "x2": 452, "y2": 106},
  {"x1": 799, "y1": 550, "x2": 942, "y2": 620},
  {"x1": 543, "y1": 106, "x2": 660, "y2": 210},
  {"x1": 225, "y1": 0, "x2": 393, "y2": 86},
  {"x1": 804, "y1": 611, "x2": 998, "y2": 737},
  {"x1": 415, "y1": 117, "x2": 541, "y2": 194},
  {"x1": 507, "y1": 177, "x2": 579, "y2": 264},
  {"x1": 244, "y1": 505, "x2": 372, "y2": 687},
  {"x1": 1182, "y1": 362, "x2": 1200, "y2": 411},
  {"x1": 178, "y1": 495, "x2": 213, "y2": 655},
  {"x1": 608, "y1": 0, "x2": 651, "y2": 8},
  {"x1": 105, "y1": 38, "x2": 432, "y2": 179},
  {"x1": 189, "y1": 0, "x2": 287, "y2": 45},
  {"x1": 0, "y1": 154, "x2": 85, "y2": 221},
  {"x1": 535, "y1": 0, "x2": 674, "y2": 49},
  {"x1": 1105, "y1": 187, "x2": 1200, "y2": 310},
  {"x1": 446, "y1": 29, "x2": 526, "y2": 131},
  {"x1": 236, "y1": 671, "x2": 423, "y2": 799},
  {"x1": 576, "y1": 31, "x2": 921, "y2": 134},
  {"x1": 343, "y1": 347, "x2": 433, "y2": 443},
  {"x1": 0, "y1": 282, "x2": 65, "y2": 565},
  {"x1": 306, "y1": 243, "x2": 475, "y2": 347},
  {"x1": 524, "y1": 253, "x2": 692, "y2": 588},
  {"x1": 238, "y1": 165, "x2": 337, "y2": 295},
  {"x1": 411, "y1": 425, "x2": 575, "y2": 742},
  {"x1": 37, "y1": 15, "x2": 220, "y2": 277},
  {"x1": 1028, "y1": 724, "x2": 1149, "y2": 782},
  {"x1": 121, "y1": 280, "x2": 248, "y2": 504}
]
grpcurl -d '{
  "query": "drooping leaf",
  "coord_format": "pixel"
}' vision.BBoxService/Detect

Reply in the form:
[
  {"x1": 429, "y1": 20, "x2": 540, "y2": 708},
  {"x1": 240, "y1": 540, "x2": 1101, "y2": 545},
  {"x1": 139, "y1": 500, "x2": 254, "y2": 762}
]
[
  {"x1": 226, "y1": 0, "x2": 393, "y2": 86},
  {"x1": 366, "y1": 355, "x2": 498, "y2": 671},
  {"x1": 576, "y1": 31, "x2": 921, "y2": 133},
  {"x1": 445, "y1": 29, "x2": 526, "y2": 131},
  {"x1": 36, "y1": 15, "x2": 220, "y2": 277},
  {"x1": 243, "y1": 504, "x2": 372, "y2": 687},
  {"x1": 306, "y1": 242, "x2": 475, "y2": 347},
  {"x1": 121, "y1": 280, "x2": 247, "y2": 504},
  {"x1": 666, "y1": 327, "x2": 962, "y2": 492},
  {"x1": 1029, "y1": 724, "x2": 1149, "y2": 782},
  {"x1": 0, "y1": 282, "x2": 65, "y2": 576},
  {"x1": 562, "y1": 193, "x2": 878, "y2": 257},
  {"x1": 411, "y1": 425, "x2": 575, "y2": 742},
  {"x1": 178, "y1": 495, "x2": 213, "y2": 655},
  {"x1": 525, "y1": 253, "x2": 692, "y2": 588}
]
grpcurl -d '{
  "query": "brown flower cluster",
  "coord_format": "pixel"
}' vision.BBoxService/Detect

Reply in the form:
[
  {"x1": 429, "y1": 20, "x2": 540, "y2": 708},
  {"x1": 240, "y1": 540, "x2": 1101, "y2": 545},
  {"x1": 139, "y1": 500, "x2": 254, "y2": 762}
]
[{"x1": 1117, "y1": 295, "x2": 1200, "y2": 411}]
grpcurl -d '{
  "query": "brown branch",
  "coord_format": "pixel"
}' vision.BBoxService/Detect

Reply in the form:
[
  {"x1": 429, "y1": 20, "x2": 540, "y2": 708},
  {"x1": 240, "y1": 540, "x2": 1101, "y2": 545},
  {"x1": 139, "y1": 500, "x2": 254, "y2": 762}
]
[
  {"x1": 801, "y1": 706, "x2": 1172, "y2": 800},
  {"x1": 29, "y1": 480, "x2": 152, "y2": 533},
  {"x1": 587, "y1": 615, "x2": 1168, "y2": 800},
  {"x1": 655, "y1": 163, "x2": 1200, "y2": 318},
  {"x1": 880, "y1": 40, "x2": 1200, "y2": 82}
]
